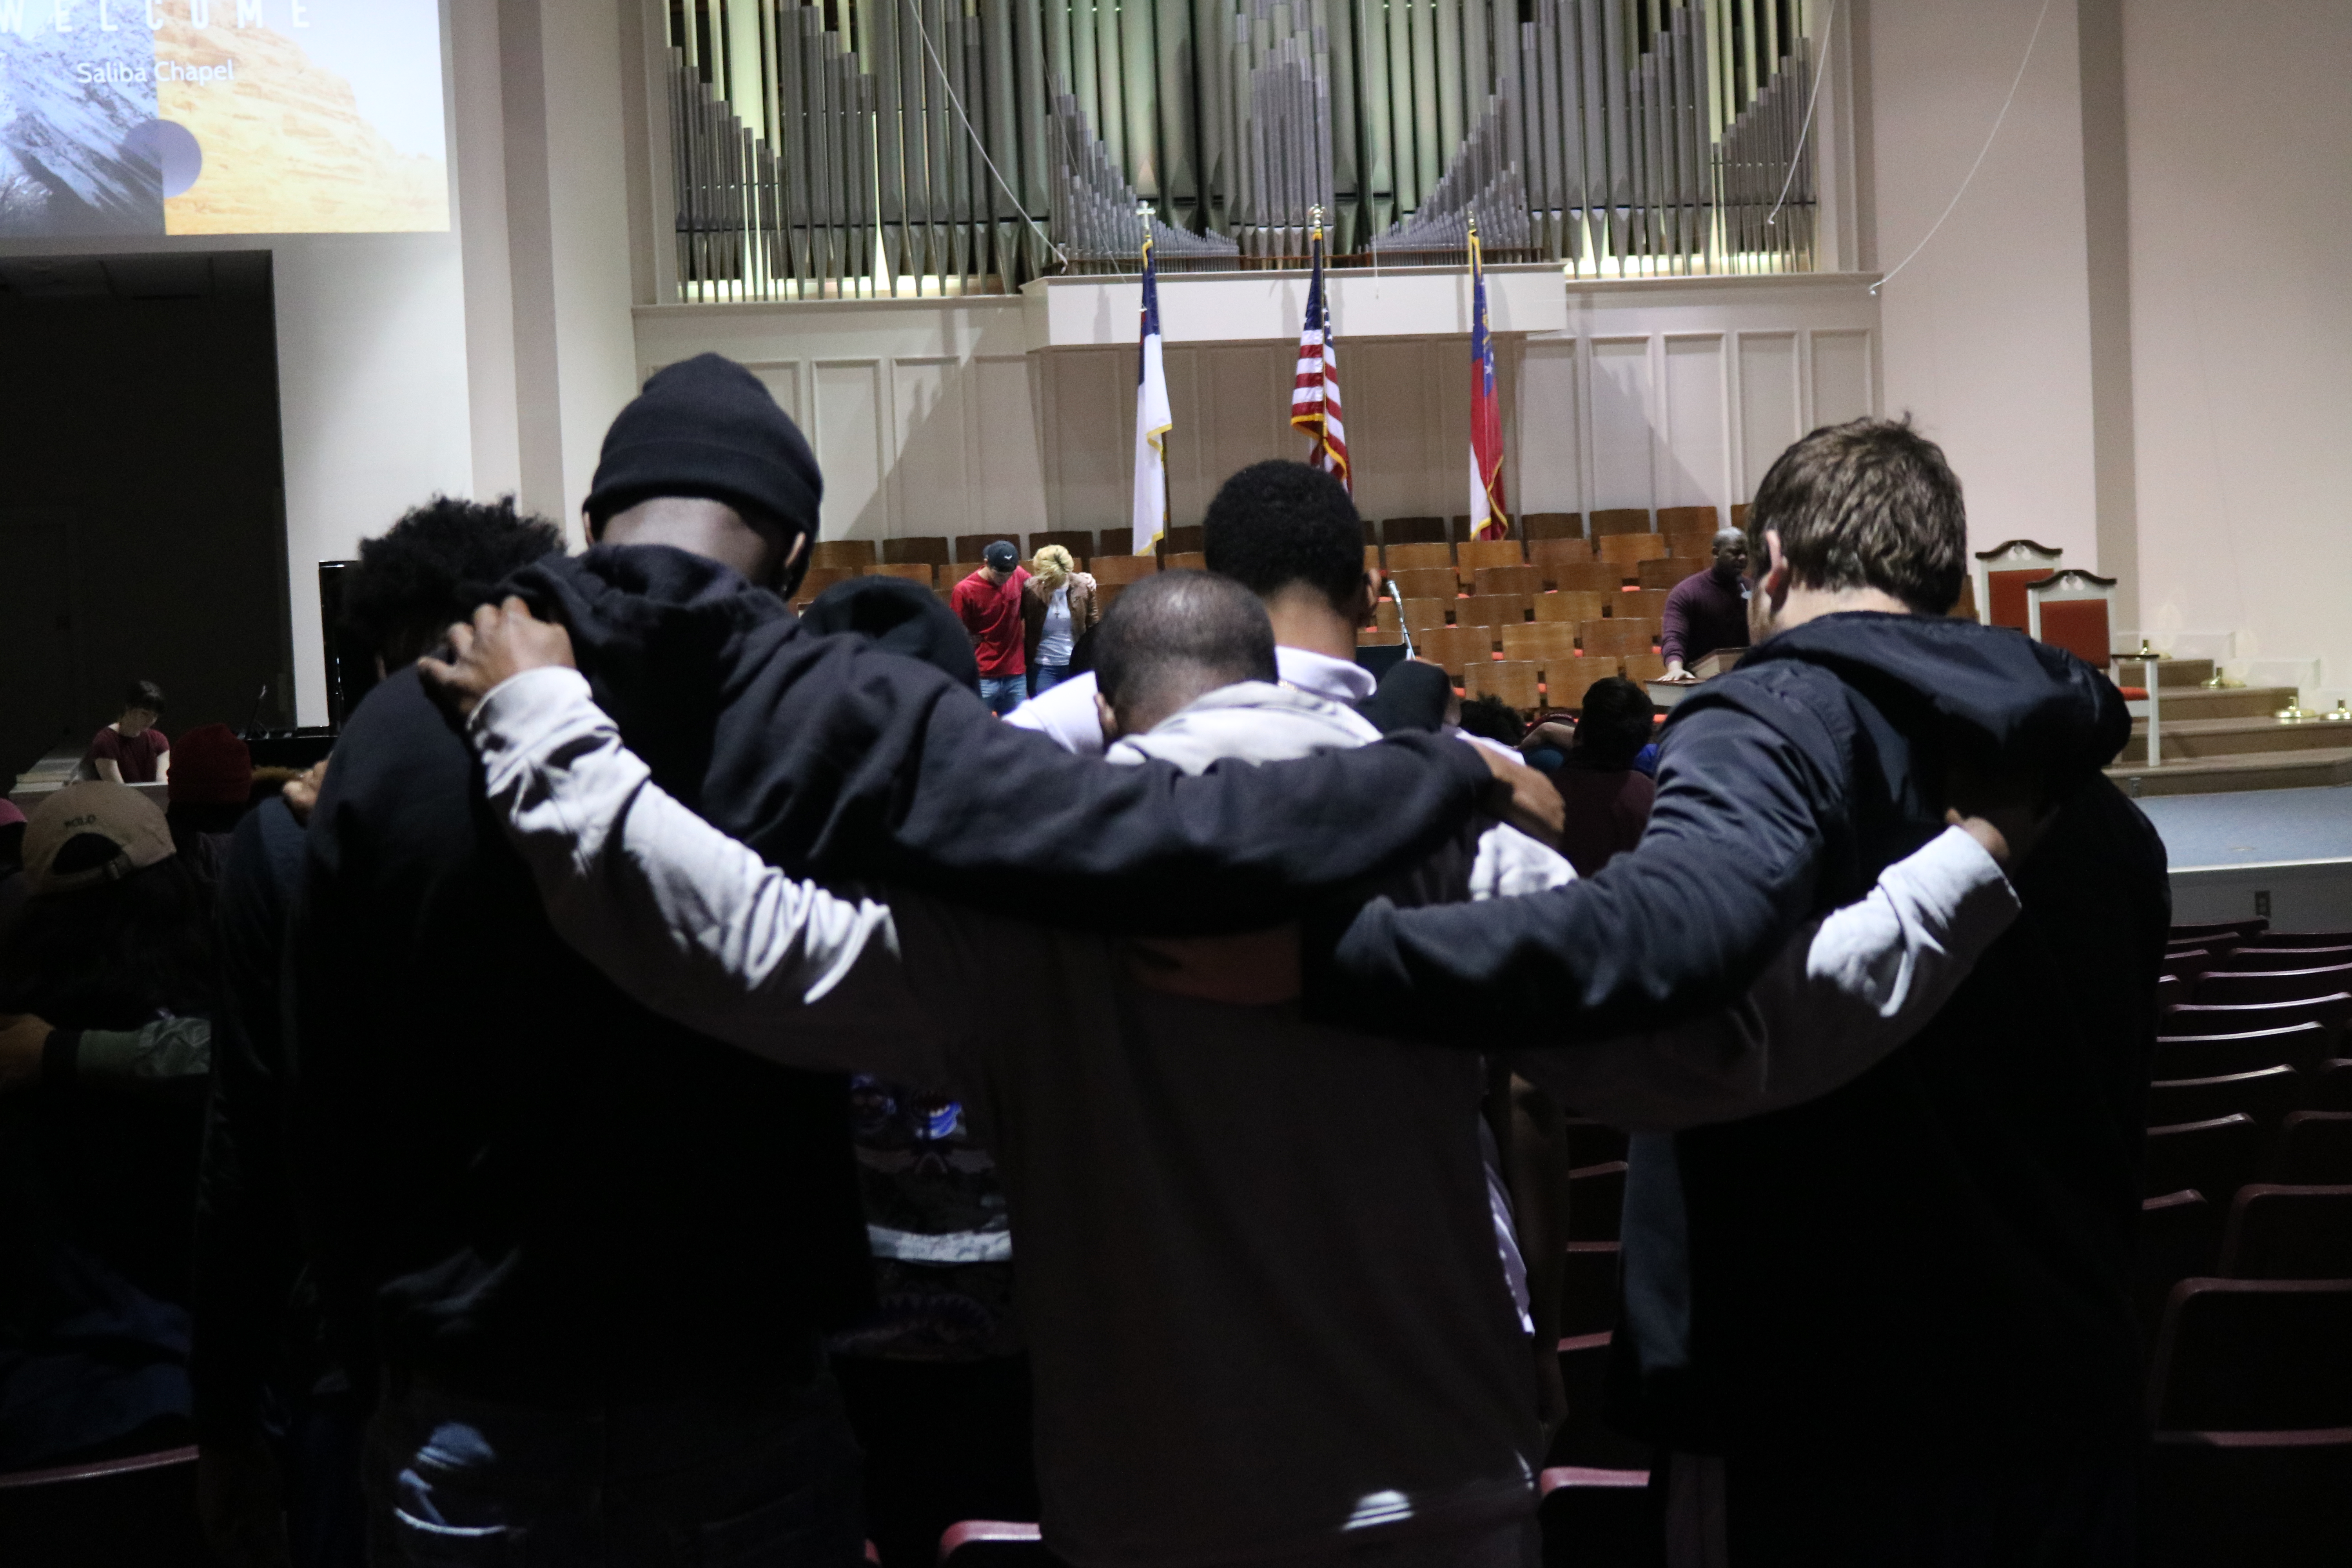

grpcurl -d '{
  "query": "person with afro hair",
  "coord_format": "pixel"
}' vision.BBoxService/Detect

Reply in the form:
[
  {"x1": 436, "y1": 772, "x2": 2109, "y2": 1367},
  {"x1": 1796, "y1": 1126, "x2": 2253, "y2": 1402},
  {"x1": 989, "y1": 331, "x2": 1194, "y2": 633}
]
[{"x1": 340, "y1": 496, "x2": 565, "y2": 676}]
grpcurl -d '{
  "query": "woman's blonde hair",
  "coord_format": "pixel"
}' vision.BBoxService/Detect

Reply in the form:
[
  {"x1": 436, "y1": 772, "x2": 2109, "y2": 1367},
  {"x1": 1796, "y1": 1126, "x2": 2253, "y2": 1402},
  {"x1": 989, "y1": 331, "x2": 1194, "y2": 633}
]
[{"x1": 1029, "y1": 544, "x2": 1075, "y2": 590}]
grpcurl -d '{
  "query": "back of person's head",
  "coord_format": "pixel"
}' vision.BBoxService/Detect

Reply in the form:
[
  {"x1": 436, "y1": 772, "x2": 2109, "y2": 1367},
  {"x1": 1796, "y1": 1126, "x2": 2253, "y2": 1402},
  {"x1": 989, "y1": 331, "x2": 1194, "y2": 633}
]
[
  {"x1": 1746, "y1": 416, "x2": 1966, "y2": 615},
  {"x1": 121, "y1": 678, "x2": 165, "y2": 718},
  {"x1": 1201, "y1": 461, "x2": 1365, "y2": 617},
  {"x1": 1030, "y1": 544, "x2": 1076, "y2": 591},
  {"x1": 1574, "y1": 678, "x2": 1656, "y2": 770},
  {"x1": 343, "y1": 495, "x2": 565, "y2": 668},
  {"x1": 1093, "y1": 571, "x2": 1278, "y2": 737},
  {"x1": 1457, "y1": 695, "x2": 1526, "y2": 747},
  {"x1": 0, "y1": 783, "x2": 213, "y2": 1027},
  {"x1": 167, "y1": 723, "x2": 253, "y2": 808}
]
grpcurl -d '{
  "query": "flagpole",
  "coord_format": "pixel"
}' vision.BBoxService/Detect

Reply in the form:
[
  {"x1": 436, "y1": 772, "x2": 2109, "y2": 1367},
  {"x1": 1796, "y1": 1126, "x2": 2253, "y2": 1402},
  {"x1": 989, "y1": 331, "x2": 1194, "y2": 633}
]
[{"x1": 1131, "y1": 202, "x2": 1173, "y2": 555}]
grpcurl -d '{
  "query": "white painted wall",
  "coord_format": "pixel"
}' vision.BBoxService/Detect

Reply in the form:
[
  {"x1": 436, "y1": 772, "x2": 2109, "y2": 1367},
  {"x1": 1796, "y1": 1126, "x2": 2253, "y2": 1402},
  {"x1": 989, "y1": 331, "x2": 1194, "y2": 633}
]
[
  {"x1": 1862, "y1": 0, "x2": 2102, "y2": 566},
  {"x1": 2120, "y1": 0, "x2": 2352, "y2": 691}
]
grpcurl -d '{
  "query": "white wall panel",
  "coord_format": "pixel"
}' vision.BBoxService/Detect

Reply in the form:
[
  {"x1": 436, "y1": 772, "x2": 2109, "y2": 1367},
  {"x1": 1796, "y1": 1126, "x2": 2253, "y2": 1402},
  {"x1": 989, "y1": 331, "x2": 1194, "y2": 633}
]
[
  {"x1": 1589, "y1": 339, "x2": 1657, "y2": 513},
  {"x1": 975, "y1": 357, "x2": 1048, "y2": 535},
  {"x1": 1515, "y1": 339, "x2": 1581, "y2": 515},
  {"x1": 747, "y1": 362, "x2": 803, "y2": 425},
  {"x1": 887, "y1": 358, "x2": 970, "y2": 537},
  {"x1": 813, "y1": 360, "x2": 887, "y2": 537},
  {"x1": 1736, "y1": 333, "x2": 1800, "y2": 496},
  {"x1": 1812, "y1": 330, "x2": 1873, "y2": 428},
  {"x1": 1661, "y1": 336, "x2": 1728, "y2": 509}
]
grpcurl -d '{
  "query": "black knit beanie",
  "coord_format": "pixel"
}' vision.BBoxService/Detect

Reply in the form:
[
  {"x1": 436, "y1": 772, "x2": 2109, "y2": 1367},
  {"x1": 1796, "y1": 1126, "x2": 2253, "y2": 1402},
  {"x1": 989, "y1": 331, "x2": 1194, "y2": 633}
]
[{"x1": 584, "y1": 353, "x2": 824, "y2": 552}]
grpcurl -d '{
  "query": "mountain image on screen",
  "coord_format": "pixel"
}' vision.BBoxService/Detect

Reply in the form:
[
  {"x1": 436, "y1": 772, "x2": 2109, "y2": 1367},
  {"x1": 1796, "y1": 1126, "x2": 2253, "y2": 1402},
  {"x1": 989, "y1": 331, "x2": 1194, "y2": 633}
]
[{"x1": 0, "y1": 0, "x2": 447, "y2": 238}]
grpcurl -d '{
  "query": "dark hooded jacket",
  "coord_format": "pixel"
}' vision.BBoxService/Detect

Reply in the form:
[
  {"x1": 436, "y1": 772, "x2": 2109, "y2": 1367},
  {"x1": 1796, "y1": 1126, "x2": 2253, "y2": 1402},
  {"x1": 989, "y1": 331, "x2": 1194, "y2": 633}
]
[
  {"x1": 291, "y1": 544, "x2": 1495, "y2": 1407},
  {"x1": 1317, "y1": 612, "x2": 2168, "y2": 1454}
]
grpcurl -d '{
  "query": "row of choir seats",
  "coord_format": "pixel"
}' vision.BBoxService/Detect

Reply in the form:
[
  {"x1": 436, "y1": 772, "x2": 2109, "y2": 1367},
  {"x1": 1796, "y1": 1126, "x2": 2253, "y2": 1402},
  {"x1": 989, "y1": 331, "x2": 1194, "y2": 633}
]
[{"x1": 2134, "y1": 918, "x2": 2352, "y2": 1566}]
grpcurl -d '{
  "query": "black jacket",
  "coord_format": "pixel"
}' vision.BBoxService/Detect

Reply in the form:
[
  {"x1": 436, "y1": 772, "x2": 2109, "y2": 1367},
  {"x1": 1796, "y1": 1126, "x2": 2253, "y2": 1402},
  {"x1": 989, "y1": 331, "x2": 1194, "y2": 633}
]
[
  {"x1": 290, "y1": 544, "x2": 1495, "y2": 1407},
  {"x1": 1320, "y1": 612, "x2": 2168, "y2": 1453}
]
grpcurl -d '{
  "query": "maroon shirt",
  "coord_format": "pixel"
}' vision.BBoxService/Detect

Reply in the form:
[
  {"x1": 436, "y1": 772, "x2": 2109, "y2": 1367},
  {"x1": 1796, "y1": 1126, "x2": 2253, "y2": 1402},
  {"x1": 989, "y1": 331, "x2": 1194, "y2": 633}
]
[
  {"x1": 87, "y1": 724, "x2": 169, "y2": 783},
  {"x1": 1661, "y1": 567, "x2": 1752, "y2": 667},
  {"x1": 951, "y1": 566, "x2": 1030, "y2": 677},
  {"x1": 1552, "y1": 763, "x2": 1655, "y2": 880}
]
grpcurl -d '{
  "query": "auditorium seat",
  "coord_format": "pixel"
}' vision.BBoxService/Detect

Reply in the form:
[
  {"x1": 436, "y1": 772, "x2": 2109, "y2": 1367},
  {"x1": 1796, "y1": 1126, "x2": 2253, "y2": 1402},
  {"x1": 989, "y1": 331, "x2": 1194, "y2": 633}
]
[
  {"x1": 1589, "y1": 508, "x2": 1651, "y2": 537},
  {"x1": 1546, "y1": 659, "x2": 1622, "y2": 711},
  {"x1": 1362, "y1": 518, "x2": 1381, "y2": 547},
  {"x1": 2198, "y1": 963, "x2": 2352, "y2": 1007},
  {"x1": 1548, "y1": 1332, "x2": 1650, "y2": 1470},
  {"x1": 1521, "y1": 512, "x2": 1584, "y2": 541},
  {"x1": 870, "y1": 562, "x2": 935, "y2": 587},
  {"x1": 1542, "y1": 559, "x2": 1622, "y2": 595},
  {"x1": 1091, "y1": 555, "x2": 1161, "y2": 586},
  {"x1": 2147, "y1": 1278, "x2": 2352, "y2": 1430},
  {"x1": 1595, "y1": 533, "x2": 1666, "y2": 567},
  {"x1": 1362, "y1": 544, "x2": 1383, "y2": 573},
  {"x1": 884, "y1": 534, "x2": 951, "y2": 566},
  {"x1": 1459, "y1": 539, "x2": 1525, "y2": 574},
  {"x1": 1528, "y1": 536, "x2": 1593, "y2": 570},
  {"x1": 1568, "y1": 1161, "x2": 1628, "y2": 1243},
  {"x1": 1473, "y1": 564, "x2": 1544, "y2": 597},
  {"x1": 1560, "y1": 1241, "x2": 1622, "y2": 1337},
  {"x1": 2155, "y1": 973, "x2": 2186, "y2": 1013},
  {"x1": 1158, "y1": 524, "x2": 1205, "y2": 555},
  {"x1": 2240, "y1": 929, "x2": 2352, "y2": 950},
  {"x1": 1383, "y1": 515, "x2": 1448, "y2": 544},
  {"x1": 1470, "y1": 661, "x2": 1542, "y2": 714},
  {"x1": 1731, "y1": 503, "x2": 1749, "y2": 528},
  {"x1": 1401, "y1": 544, "x2": 1446, "y2": 583},
  {"x1": 2144, "y1": 1114, "x2": 2262, "y2": 1202},
  {"x1": 2309, "y1": 1060, "x2": 2352, "y2": 1111},
  {"x1": 2172, "y1": 919, "x2": 2270, "y2": 946},
  {"x1": 1664, "y1": 530, "x2": 1719, "y2": 559},
  {"x1": 1458, "y1": 595, "x2": 1534, "y2": 634},
  {"x1": 938, "y1": 1520, "x2": 1057, "y2": 1566},
  {"x1": 1535, "y1": 591, "x2": 1608, "y2": 626},
  {"x1": 1620, "y1": 652, "x2": 1668, "y2": 684},
  {"x1": 793, "y1": 566, "x2": 853, "y2": 605},
  {"x1": 2224, "y1": 945, "x2": 2352, "y2": 973},
  {"x1": 1401, "y1": 598, "x2": 1453, "y2": 636},
  {"x1": 1502, "y1": 622, "x2": 1581, "y2": 678},
  {"x1": 1416, "y1": 624, "x2": 1484, "y2": 675},
  {"x1": 1637, "y1": 556, "x2": 1706, "y2": 590},
  {"x1": 1654, "y1": 505, "x2": 1717, "y2": 535},
  {"x1": 811, "y1": 539, "x2": 878, "y2": 570},
  {"x1": 2164, "y1": 947, "x2": 2216, "y2": 980},
  {"x1": 2145, "y1": 1065, "x2": 2302, "y2": 1133},
  {"x1": 1537, "y1": 1465, "x2": 1654, "y2": 1567},
  {"x1": 2140, "y1": 1191, "x2": 2222, "y2": 1332},
  {"x1": 2162, "y1": 998, "x2": 2350, "y2": 1056},
  {"x1": 1028, "y1": 529, "x2": 1094, "y2": 559},
  {"x1": 1096, "y1": 530, "x2": 1146, "y2": 559},
  {"x1": 2274, "y1": 1112, "x2": 2352, "y2": 1183},
  {"x1": 2153, "y1": 1025, "x2": 2331, "y2": 1083},
  {"x1": 1358, "y1": 602, "x2": 1403, "y2": 646},
  {"x1": 2143, "y1": 1427, "x2": 2352, "y2": 1568},
  {"x1": 956, "y1": 532, "x2": 1020, "y2": 560},
  {"x1": 1613, "y1": 588, "x2": 1668, "y2": 622},
  {"x1": 1579, "y1": 620, "x2": 1656, "y2": 659},
  {"x1": 2221, "y1": 1185, "x2": 2352, "y2": 1279},
  {"x1": 0, "y1": 1445, "x2": 207, "y2": 1567},
  {"x1": 1388, "y1": 566, "x2": 1459, "y2": 601},
  {"x1": 1163, "y1": 552, "x2": 1208, "y2": 572}
]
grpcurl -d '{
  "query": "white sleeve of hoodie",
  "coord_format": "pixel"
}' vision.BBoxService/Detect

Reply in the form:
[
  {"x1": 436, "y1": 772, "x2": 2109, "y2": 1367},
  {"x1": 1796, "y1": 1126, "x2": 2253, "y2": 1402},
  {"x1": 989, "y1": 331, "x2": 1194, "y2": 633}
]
[
  {"x1": 1509, "y1": 825, "x2": 2021, "y2": 1131},
  {"x1": 467, "y1": 666, "x2": 949, "y2": 1087}
]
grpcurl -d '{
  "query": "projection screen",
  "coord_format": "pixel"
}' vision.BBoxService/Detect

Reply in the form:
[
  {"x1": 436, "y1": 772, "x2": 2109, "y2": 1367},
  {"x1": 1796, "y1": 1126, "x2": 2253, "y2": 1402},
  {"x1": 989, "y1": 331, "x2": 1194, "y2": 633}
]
[{"x1": 0, "y1": 0, "x2": 447, "y2": 237}]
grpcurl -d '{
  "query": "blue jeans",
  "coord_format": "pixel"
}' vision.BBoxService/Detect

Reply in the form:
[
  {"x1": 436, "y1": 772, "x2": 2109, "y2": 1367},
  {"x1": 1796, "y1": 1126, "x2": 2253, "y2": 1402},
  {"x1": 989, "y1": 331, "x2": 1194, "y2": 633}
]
[
  {"x1": 979, "y1": 675, "x2": 1029, "y2": 716},
  {"x1": 1029, "y1": 663, "x2": 1071, "y2": 696},
  {"x1": 364, "y1": 1376, "x2": 864, "y2": 1566}
]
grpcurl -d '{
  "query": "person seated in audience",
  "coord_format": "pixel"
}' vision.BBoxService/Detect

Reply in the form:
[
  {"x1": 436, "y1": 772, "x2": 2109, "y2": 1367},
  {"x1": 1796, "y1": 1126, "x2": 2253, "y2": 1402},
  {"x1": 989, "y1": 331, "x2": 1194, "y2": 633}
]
[
  {"x1": 1307, "y1": 417, "x2": 2166, "y2": 1567},
  {"x1": 163, "y1": 723, "x2": 255, "y2": 883},
  {"x1": 420, "y1": 561, "x2": 2034, "y2": 1568},
  {"x1": 1455, "y1": 695, "x2": 1527, "y2": 752},
  {"x1": 1659, "y1": 527, "x2": 1753, "y2": 681},
  {"x1": 1546, "y1": 677, "x2": 1657, "y2": 878},
  {"x1": 289, "y1": 354, "x2": 1539, "y2": 1567},
  {"x1": 85, "y1": 679, "x2": 171, "y2": 784},
  {"x1": 952, "y1": 539, "x2": 1031, "y2": 715},
  {"x1": 1021, "y1": 544, "x2": 1096, "y2": 697},
  {"x1": 1005, "y1": 460, "x2": 1384, "y2": 753},
  {"x1": 193, "y1": 495, "x2": 563, "y2": 1568},
  {"x1": 0, "y1": 784, "x2": 216, "y2": 1468}
]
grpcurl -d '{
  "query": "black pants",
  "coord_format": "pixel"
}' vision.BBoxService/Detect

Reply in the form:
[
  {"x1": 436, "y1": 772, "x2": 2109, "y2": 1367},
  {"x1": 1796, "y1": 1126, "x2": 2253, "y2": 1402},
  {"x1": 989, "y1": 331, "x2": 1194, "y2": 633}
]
[{"x1": 833, "y1": 1353, "x2": 1039, "y2": 1568}]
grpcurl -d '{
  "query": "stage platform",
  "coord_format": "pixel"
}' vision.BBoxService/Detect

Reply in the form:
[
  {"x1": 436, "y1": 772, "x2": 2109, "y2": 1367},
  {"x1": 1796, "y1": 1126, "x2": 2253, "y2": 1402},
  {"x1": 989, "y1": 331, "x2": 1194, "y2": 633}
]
[{"x1": 2138, "y1": 784, "x2": 2352, "y2": 931}]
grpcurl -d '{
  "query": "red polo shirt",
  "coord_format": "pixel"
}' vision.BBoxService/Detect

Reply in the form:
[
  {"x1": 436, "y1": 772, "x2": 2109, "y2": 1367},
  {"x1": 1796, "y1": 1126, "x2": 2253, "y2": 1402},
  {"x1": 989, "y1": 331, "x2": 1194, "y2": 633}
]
[{"x1": 952, "y1": 566, "x2": 1030, "y2": 677}]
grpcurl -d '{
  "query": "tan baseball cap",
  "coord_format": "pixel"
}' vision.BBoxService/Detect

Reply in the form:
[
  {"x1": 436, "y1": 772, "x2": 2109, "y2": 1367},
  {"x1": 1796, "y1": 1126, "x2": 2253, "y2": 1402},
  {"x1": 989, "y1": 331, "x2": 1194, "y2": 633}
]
[{"x1": 22, "y1": 782, "x2": 177, "y2": 895}]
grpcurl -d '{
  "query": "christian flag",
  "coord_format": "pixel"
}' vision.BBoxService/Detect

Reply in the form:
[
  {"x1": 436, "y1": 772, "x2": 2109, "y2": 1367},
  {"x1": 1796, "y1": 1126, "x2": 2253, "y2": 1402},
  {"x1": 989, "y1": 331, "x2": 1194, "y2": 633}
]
[
  {"x1": 1290, "y1": 221, "x2": 1349, "y2": 490},
  {"x1": 1468, "y1": 223, "x2": 1510, "y2": 539},
  {"x1": 1131, "y1": 229, "x2": 1173, "y2": 554}
]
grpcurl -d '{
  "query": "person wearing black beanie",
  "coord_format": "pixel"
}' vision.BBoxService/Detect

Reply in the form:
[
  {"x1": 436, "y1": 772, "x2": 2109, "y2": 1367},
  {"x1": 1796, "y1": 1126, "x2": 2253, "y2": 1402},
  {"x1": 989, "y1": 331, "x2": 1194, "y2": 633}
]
[{"x1": 582, "y1": 352, "x2": 825, "y2": 599}]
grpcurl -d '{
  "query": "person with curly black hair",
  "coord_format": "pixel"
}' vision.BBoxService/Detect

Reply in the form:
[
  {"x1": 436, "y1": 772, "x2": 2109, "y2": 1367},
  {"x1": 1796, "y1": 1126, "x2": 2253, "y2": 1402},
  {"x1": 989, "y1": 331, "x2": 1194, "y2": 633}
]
[{"x1": 340, "y1": 496, "x2": 566, "y2": 677}]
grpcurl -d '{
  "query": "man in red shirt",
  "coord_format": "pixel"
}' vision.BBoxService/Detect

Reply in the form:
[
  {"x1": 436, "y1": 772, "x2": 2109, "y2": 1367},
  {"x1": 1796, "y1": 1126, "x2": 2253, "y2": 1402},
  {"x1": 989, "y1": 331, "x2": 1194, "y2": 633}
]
[
  {"x1": 952, "y1": 540, "x2": 1031, "y2": 715},
  {"x1": 85, "y1": 679, "x2": 171, "y2": 784}
]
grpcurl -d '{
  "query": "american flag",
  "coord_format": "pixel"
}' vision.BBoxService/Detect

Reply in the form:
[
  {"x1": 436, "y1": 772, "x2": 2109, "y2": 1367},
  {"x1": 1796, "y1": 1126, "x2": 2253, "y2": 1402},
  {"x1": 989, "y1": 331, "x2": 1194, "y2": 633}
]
[
  {"x1": 1468, "y1": 221, "x2": 1510, "y2": 539},
  {"x1": 1290, "y1": 220, "x2": 1348, "y2": 490}
]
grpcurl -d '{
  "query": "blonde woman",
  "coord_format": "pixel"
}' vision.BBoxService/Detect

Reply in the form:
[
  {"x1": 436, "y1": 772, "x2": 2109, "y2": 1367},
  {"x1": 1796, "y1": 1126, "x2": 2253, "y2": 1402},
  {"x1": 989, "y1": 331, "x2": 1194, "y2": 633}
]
[{"x1": 1020, "y1": 546, "x2": 1097, "y2": 696}]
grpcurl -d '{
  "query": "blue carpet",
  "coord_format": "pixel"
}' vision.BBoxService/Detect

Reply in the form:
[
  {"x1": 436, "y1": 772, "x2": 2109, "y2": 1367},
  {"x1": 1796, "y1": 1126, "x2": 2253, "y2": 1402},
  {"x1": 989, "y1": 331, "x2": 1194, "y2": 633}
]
[{"x1": 2135, "y1": 786, "x2": 2352, "y2": 870}]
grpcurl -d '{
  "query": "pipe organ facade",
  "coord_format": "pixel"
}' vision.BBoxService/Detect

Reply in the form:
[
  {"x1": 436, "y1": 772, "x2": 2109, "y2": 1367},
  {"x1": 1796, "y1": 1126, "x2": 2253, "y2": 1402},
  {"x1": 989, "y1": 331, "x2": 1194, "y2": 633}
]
[{"x1": 664, "y1": 0, "x2": 1826, "y2": 299}]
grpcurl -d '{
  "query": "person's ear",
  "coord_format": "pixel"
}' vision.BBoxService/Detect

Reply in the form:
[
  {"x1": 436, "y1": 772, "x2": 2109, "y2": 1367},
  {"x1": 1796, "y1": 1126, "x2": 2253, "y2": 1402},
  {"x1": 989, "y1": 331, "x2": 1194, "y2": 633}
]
[
  {"x1": 782, "y1": 532, "x2": 809, "y2": 570},
  {"x1": 581, "y1": 508, "x2": 602, "y2": 544},
  {"x1": 1347, "y1": 569, "x2": 1379, "y2": 628},
  {"x1": 1094, "y1": 690, "x2": 1122, "y2": 743}
]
